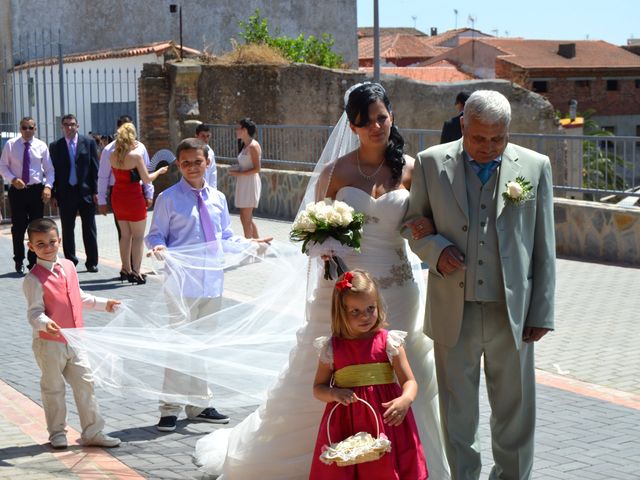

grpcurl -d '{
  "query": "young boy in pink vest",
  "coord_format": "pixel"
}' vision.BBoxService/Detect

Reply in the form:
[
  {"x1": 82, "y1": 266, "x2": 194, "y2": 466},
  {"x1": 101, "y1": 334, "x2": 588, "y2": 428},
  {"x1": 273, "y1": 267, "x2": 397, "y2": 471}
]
[{"x1": 23, "y1": 217, "x2": 122, "y2": 449}]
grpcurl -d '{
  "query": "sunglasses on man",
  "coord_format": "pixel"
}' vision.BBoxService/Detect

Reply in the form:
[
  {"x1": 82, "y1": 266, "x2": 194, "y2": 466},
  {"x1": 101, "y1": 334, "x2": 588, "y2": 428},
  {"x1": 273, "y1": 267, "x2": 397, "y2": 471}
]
[{"x1": 21, "y1": 125, "x2": 35, "y2": 130}]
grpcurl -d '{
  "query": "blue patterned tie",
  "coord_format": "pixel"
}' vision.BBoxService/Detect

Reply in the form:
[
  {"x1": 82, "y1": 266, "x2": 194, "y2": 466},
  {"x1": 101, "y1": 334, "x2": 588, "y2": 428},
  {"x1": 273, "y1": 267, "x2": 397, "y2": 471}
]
[
  {"x1": 476, "y1": 161, "x2": 496, "y2": 185},
  {"x1": 68, "y1": 140, "x2": 77, "y2": 186}
]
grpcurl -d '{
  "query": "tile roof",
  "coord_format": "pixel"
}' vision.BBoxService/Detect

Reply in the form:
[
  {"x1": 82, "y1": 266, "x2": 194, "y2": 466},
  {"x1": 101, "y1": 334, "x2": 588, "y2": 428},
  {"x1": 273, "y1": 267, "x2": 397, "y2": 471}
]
[
  {"x1": 358, "y1": 27, "x2": 428, "y2": 38},
  {"x1": 359, "y1": 34, "x2": 441, "y2": 61},
  {"x1": 421, "y1": 28, "x2": 491, "y2": 47},
  {"x1": 360, "y1": 60, "x2": 475, "y2": 83},
  {"x1": 478, "y1": 38, "x2": 640, "y2": 69},
  {"x1": 13, "y1": 41, "x2": 201, "y2": 70}
]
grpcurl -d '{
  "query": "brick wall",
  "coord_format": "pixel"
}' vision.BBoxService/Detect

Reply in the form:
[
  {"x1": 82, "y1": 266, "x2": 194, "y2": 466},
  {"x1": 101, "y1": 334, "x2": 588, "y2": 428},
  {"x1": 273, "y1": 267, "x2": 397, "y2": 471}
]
[
  {"x1": 138, "y1": 63, "x2": 174, "y2": 195},
  {"x1": 496, "y1": 59, "x2": 640, "y2": 117},
  {"x1": 138, "y1": 63, "x2": 171, "y2": 157}
]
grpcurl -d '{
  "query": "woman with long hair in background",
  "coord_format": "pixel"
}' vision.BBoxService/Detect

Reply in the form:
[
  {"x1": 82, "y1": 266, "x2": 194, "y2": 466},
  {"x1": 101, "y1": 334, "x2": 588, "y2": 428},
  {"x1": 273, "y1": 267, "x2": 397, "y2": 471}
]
[
  {"x1": 109, "y1": 123, "x2": 167, "y2": 284},
  {"x1": 229, "y1": 117, "x2": 262, "y2": 238}
]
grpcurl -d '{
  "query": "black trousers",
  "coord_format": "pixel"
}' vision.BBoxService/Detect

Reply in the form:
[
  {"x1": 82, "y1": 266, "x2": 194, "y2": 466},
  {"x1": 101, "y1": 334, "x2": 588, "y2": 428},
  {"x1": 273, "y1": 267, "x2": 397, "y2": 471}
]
[
  {"x1": 57, "y1": 187, "x2": 98, "y2": 267},
  {"x1": 8, "y1": 184, "x2": 44, "y2": 266}
]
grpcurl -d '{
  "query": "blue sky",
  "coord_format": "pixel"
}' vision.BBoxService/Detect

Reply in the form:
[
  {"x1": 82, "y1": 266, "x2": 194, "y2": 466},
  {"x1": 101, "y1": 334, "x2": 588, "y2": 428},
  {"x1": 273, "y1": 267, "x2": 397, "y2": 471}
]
[{"x1": 356, "y1": 0, "x2": 637, "y2": 46}]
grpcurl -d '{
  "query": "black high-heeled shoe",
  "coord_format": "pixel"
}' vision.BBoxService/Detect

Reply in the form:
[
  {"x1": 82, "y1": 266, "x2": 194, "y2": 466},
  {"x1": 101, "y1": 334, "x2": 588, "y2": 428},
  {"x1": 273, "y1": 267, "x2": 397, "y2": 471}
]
[
  {"x1": 119, "y1": 270, "x2": 128, "y2": 282},
  {"x1": 127, "y1": 272, "x2": 146, "y2": 285}
]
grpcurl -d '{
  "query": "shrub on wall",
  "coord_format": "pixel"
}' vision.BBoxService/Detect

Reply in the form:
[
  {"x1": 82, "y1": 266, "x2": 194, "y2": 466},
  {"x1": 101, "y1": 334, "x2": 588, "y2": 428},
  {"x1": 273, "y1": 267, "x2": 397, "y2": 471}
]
[{"x1": 238, "y1": 9, "x2": 345, "y2": 68}]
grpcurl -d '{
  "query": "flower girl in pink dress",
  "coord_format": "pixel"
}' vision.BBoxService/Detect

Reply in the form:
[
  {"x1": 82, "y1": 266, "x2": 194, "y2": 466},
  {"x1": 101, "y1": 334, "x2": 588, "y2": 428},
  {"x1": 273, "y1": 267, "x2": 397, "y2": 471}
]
[{"x1": 310, "y1": 269, "x2": 428, "y2": 479}]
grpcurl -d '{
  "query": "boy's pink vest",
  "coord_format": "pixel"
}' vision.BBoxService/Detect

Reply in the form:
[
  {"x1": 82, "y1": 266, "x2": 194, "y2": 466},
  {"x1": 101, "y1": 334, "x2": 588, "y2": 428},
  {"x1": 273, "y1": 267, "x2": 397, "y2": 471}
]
[{"x1": 31, "y1": 259, "x2": 83, "y2": 343}]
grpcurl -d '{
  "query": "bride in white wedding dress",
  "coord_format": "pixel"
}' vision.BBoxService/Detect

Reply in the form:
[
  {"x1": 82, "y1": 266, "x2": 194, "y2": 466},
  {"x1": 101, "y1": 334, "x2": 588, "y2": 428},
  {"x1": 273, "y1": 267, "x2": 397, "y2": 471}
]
[{"x1": 194, "y1": 83, "x2": 450, "y2": 479}]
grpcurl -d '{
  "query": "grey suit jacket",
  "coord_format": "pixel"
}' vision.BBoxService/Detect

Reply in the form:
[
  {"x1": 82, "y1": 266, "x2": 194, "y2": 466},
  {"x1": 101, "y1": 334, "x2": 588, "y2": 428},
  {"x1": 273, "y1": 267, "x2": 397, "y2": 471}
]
[{"x1": 404, "y1": 139, "x2": 556, "y2": 348}]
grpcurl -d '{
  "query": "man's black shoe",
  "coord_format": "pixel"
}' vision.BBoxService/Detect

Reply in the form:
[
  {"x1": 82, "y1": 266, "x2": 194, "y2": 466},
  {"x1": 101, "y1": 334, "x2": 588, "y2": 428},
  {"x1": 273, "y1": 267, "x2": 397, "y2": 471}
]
[
  {"x1": 15, "y1": 262, "x2": 24, "y2": 274},
  {"x1": 86, "y1": 265, "x2": 99, "y2": 273},
  {"x1": 188, "y1": 408, "x2": 230, "y2": 424},
  {"x1": 156, "y1": 415, "x2": 177, "y2": 432}
]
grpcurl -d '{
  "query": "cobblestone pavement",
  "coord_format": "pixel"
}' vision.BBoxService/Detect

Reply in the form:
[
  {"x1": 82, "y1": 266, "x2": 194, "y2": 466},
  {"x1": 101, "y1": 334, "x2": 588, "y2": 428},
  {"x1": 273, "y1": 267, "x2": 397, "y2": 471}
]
[{"x1": 0, "y1": 213, "x2": 638, "y2": 479}]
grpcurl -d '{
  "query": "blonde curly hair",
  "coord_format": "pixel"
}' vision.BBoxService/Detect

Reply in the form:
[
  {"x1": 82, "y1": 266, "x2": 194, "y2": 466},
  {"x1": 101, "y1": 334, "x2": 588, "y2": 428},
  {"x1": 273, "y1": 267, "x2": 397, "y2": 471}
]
[{"x1": 113, "y1": 123, "x2": 136, "y2": 166}]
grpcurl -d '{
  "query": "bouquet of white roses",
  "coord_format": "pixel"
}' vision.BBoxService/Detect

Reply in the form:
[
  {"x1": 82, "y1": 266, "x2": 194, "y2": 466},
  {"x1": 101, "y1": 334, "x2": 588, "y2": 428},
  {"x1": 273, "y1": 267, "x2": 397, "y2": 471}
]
[{"x1": 290, "y1": 199, "x2": 365, "y2": 279}]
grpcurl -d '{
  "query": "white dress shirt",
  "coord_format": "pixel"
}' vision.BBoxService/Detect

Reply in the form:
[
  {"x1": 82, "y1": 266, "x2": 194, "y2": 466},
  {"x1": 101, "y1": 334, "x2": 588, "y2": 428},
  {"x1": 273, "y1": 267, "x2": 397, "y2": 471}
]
[{"x1": 0, "y1": 136, "x2": 54, "y2": 187}]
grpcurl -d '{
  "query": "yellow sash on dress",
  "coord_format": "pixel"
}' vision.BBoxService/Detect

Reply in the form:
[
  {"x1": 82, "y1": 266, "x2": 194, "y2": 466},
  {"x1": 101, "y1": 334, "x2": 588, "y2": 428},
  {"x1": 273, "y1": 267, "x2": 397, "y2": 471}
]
[{"x1": 333, "y1": 362, "x2": 395, "y2": 388}]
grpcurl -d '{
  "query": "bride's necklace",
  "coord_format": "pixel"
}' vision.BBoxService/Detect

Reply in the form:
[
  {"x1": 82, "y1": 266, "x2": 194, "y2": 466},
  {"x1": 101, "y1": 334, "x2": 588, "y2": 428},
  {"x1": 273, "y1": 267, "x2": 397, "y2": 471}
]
[{"x1": 356, "y1": 149, "x2": 385, "y2": 180}]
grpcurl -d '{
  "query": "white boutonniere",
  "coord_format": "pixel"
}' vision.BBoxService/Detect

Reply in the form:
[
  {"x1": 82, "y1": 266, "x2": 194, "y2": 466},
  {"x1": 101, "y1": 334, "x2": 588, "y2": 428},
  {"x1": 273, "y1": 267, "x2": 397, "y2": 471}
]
[{"x1": 502, "y1": 176, "x2": 533, "y2": 205}]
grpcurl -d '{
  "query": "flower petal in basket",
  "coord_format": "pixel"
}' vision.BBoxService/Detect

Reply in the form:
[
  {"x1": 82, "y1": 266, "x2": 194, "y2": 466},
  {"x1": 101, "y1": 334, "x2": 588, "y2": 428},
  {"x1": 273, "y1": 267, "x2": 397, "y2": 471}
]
[{"x1": 319, "y1": 431, "x2": 391, "y2": 466}]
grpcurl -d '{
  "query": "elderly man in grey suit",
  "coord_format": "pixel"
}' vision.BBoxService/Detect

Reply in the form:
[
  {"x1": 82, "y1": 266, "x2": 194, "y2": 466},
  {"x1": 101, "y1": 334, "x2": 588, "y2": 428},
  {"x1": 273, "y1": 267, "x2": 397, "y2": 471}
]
[{"x1": 404, "y1": 90, "x2": 555, "y2": 480}]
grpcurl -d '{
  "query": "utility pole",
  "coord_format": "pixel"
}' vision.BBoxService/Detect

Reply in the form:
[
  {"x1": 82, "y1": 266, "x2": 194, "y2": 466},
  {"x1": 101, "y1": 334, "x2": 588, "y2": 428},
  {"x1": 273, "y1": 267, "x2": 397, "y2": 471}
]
[{"x1": 373, "y1": 0, "x2": 380, "y2": 83}]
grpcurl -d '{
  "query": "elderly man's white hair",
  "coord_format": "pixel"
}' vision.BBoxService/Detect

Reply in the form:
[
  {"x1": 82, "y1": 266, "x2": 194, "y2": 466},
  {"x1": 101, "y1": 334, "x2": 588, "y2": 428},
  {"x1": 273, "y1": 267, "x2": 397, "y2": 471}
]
[{"x1": 463, "y1": 90, "x2": 511, "y2": 127}]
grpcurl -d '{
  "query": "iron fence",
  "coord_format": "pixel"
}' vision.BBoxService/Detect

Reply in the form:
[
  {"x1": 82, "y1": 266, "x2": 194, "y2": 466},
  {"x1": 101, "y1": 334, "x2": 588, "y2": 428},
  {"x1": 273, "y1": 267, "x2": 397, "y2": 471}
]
[
  {"x1": 1, "y1": 29, "x2": 139, "y2": 146},
  {"x1": 210, "y1": 124, "x2": 640, "y2": 199}
]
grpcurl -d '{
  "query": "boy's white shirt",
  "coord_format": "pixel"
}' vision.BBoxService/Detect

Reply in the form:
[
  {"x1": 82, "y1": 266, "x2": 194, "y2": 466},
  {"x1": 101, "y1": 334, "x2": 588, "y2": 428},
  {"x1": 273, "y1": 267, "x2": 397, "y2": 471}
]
[{"x1": 23, "y1": 256, "x2": 108, "y2": 335}]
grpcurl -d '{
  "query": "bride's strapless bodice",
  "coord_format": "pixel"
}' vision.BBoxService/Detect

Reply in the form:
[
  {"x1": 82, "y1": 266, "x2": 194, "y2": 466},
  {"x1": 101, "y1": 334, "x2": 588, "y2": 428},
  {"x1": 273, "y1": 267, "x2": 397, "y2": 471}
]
[{"x1": 335, "y1": 186, "x2": 414, "y2": 288}]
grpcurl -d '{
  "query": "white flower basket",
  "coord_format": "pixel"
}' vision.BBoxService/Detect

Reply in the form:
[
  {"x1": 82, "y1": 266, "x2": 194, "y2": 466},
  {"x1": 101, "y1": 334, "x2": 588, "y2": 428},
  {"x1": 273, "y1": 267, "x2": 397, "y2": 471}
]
[{"x1": 319, "y1": 395, "x2": 392, "y2": 467}]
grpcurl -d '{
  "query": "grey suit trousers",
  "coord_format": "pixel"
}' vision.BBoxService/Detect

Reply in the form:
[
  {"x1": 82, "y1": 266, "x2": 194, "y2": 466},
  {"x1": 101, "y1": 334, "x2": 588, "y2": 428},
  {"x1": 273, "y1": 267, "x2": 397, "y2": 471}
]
[{"x1": 434, "y1": 301, "x2": 535, "y2": 480}]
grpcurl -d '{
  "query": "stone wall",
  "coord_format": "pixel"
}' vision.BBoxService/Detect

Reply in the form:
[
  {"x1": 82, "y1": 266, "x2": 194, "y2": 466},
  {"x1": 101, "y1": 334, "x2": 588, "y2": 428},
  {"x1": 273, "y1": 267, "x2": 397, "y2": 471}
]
[
  {"x1": 139, "y1": 60, "x2": 558, "y2": 158},
  {"x1": 555, "y1": 199, "x2": 640, "y2": 266}
]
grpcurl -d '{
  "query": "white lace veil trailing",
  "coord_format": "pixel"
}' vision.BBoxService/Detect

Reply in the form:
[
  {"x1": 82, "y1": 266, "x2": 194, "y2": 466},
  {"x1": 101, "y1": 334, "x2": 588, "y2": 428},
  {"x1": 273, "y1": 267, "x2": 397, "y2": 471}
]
[{"x1": 63, "y1": 239, "x2": 309, "y2": 408}]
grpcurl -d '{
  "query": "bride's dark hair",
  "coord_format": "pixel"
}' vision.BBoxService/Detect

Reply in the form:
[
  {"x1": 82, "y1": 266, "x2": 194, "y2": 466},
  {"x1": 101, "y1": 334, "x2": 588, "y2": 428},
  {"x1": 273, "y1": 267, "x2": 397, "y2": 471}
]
[{"x1": 345, "y1": 83, "x2": 405, "y2": 183}]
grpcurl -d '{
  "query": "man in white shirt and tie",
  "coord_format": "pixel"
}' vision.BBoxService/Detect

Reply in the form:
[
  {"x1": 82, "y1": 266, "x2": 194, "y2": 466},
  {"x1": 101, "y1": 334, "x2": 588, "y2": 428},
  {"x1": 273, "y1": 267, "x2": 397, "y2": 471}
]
[{"x1": 0, "y1": 117, "x2": 54, "y2": 273}]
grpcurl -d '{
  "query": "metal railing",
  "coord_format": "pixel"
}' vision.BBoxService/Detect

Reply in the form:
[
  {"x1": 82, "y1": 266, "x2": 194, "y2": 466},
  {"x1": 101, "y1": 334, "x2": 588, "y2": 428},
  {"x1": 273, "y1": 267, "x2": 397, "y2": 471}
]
[{"x1": 210, "y1": 124, "x2": 640, "y2": 199}]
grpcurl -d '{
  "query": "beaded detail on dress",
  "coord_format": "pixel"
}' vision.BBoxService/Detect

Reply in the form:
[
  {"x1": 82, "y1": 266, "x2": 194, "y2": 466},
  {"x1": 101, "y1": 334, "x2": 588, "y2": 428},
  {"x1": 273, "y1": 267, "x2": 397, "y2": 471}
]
[{"x1": 377, "y1": 248, "x2": 413, "y2": 289}]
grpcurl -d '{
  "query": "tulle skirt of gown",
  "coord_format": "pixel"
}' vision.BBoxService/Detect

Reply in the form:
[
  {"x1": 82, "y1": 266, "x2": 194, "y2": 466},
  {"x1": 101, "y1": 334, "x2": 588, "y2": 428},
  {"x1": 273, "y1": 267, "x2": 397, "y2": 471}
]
[{"x1": 194, "y1": 188, "x2": 450, "y2": 479}]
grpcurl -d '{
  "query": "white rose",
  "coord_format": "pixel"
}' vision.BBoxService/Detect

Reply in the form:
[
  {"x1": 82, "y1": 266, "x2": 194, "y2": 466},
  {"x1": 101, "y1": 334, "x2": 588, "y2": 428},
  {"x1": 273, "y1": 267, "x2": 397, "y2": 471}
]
[
  {"x1": 312, "y1": 202, "x2": 330, "y2": 223},
  {"x1": 333, "y1": 201, "x2": 354, "y2": 226},
  {"x1": 323, "y1": 209, "x2": 341, "y2": 226},
  {"x1": 506, "y1": 181, "x2": 523, "y2": 199},
  {"x1": 293, "y1": 211, "x2": 316, "y2": 232},
  {"x1": 342, "y1": 211, "x2": 354, "y2": 226}
]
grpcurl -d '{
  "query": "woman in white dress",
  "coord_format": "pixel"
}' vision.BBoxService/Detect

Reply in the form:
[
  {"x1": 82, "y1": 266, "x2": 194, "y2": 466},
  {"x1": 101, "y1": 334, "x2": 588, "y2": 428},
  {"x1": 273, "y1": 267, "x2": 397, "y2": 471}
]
[
  {"x1": 229, "y1": 117, "x2": 262, "y2": 238},
  {"x1": 195, "y1": 83, "x2": 450, "y2": 479}
]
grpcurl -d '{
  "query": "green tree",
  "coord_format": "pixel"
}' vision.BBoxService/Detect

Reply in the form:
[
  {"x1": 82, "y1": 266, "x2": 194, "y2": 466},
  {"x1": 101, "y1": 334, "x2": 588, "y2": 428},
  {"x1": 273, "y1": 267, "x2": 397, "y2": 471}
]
[
  {"x1": 238, "y1": 9, "x2": 344, "y2": 68},
  {"x1": 576, "y1": 110, "x2": 628, "y2": 196}
]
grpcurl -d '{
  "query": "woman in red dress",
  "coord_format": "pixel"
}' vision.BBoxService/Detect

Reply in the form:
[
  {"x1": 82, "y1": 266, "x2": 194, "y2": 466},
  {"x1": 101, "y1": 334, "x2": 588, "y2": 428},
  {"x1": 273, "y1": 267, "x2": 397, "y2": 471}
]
[{"x1": 110, "y1": 123, "x2": 167, "y2": 284}]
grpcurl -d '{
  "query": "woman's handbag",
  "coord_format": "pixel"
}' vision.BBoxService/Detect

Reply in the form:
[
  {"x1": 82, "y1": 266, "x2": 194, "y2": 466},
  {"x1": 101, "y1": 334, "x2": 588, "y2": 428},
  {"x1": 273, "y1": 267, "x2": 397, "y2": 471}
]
[{"x1": 319, "y1": 395, "x2": 391, "y2": 467}]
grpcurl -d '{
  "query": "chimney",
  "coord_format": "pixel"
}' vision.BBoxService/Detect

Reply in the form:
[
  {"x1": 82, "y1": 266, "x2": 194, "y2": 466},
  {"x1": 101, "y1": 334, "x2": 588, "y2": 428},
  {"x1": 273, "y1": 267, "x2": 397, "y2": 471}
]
[
  {"x1": 558, "y1": 43, "x2": 576, "y2": 59},
  {"x1": 430, "y1": 27, "x2": 438, "y2": 36}
]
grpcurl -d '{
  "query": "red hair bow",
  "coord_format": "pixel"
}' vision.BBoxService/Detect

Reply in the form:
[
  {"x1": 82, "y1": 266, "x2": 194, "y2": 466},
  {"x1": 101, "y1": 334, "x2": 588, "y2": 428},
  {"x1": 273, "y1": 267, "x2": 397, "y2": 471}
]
[{"x1": 335, "y1": 271, "x2": 354, "y2": 291}]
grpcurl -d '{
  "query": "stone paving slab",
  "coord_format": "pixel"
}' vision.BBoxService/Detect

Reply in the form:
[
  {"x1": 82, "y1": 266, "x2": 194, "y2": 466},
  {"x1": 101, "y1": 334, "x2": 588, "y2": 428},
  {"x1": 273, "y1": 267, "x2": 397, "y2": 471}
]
[{"x1": 0, "y1": 213, "x2": 638, "y2": 479}]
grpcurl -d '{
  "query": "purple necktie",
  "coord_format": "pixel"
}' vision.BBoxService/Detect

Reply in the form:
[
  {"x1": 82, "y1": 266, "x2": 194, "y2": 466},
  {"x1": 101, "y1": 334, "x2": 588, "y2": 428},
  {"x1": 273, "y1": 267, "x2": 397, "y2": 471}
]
[
  {"x1": 195, "y1": 189, "x2": 216, "y2": 243},
  {"x1": 22, "y1": 142, "x2": 31, "y2": 183}
]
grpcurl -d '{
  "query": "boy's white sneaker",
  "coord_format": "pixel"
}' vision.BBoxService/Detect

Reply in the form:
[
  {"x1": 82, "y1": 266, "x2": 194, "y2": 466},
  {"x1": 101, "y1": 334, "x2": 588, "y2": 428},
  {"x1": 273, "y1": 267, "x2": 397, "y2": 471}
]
[
  {"x1": 82, "y1": 432, "x2": 121, "y2": 448},
  {"x1": 50, "y1": 433, "x2": 68, "y2": 449}
]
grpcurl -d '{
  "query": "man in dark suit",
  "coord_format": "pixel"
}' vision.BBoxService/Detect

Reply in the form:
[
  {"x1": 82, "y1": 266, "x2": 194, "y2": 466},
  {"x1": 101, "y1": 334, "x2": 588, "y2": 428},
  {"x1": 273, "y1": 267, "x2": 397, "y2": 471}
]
[
  {"x1": 49, "y1": 114, "x2": 100, "y2": 272},
  {"x1": 440, "y1": 91, "x2": 470, "y2": 144}
]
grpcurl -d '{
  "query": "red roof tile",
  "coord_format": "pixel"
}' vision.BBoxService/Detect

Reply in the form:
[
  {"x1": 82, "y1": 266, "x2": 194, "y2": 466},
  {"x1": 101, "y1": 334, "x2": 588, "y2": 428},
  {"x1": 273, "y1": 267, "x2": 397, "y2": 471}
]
[
  {"x1": 360, "y1": 61, "x2": 475, "y2": 83},
  {"x1": 421, "y1": 28, "x2": 491, "y2": 47},
  {"x1": 358, "y1": 27, "x2": 428, "y2": 38},
  {"x1": 13, "y1": 41, "x2": 201, "y2": 70},
  {"x1": 478, "y1": 38, "x2": 640, "y2": 69},
  {"x1": 359, "y1": 34, "x2": 441, "y2": 61}
]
